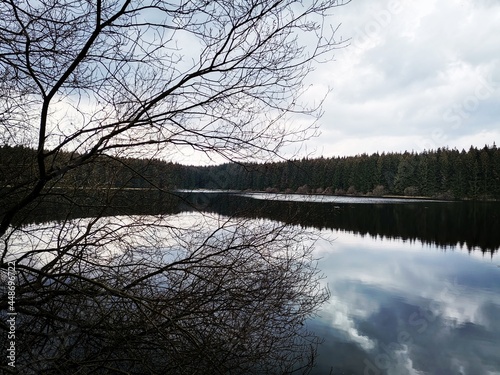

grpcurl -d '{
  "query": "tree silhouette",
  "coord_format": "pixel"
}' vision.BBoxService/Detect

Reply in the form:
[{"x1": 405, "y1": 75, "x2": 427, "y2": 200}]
[{"x1": 0, "y1": 1, "x2": 347, "y2": 373}]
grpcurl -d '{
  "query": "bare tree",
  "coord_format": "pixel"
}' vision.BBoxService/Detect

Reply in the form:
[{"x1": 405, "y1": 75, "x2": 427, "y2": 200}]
[{"x1": 0, "y1": 0, "x2": 347, "y2": 373}]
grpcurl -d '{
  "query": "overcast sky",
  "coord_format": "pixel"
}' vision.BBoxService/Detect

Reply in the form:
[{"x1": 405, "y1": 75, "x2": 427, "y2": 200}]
[{"x1": 294, "y1": 0, "x2": 500, "y2": 159}]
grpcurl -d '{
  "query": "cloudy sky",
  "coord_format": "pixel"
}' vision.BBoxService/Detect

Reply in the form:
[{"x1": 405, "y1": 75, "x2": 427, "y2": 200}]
[{"x1": 295, "y1": 0, "x2": 500, "y2": 159}]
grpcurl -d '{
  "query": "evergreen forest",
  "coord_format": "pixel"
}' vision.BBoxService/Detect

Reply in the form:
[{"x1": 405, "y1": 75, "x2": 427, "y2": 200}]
[{"x1": 1, "y1": 144, "x2": 500, "y2": 200}]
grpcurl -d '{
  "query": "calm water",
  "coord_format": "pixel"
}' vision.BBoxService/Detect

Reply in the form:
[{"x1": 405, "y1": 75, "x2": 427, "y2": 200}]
[
  {"x1": 19, "y1": 191, "x2": 500, "y2": 374},
  {"x1": 310, "y1": 231, "x2": 500, "y2": 375},
  {"x1": 191, "y1": 192, "x2": 500, "y2": 375}
]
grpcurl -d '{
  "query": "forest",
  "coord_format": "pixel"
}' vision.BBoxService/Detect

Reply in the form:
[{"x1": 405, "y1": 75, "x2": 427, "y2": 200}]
[{"x1": 1, "y1": 144, "x2": 500, "y2": 200}]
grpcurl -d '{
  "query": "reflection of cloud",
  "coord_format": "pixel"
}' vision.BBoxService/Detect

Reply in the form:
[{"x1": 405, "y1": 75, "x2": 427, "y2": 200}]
[
  {"x1": 313, "y1": 230, "x2": 500, "y2": 374},
  {"x1": 327, "y1": 296, "x2": 375, "y2": 351},
  {"x1": 386, "y1": 345, "x2": 426, "y2": 375}
]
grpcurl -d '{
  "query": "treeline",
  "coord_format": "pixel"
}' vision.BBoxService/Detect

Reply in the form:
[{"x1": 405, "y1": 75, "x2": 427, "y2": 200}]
[
  {"x1": 0, "y1": 145, "x2": 182, "y2": 190},
  {"x1": 184, "y1": 145, "x2": 500, "y2": 200},
  {"x1": 1, "y1": 144, "x2": 500, "y2": 200}
]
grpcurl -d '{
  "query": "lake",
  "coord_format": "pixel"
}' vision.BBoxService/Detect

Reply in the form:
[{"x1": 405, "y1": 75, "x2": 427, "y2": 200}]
[
  {"x1": 10, "y1": 190, "x2": 500, "y2": 374},
  {"x1": 182, "y1": 192, "x2": 500, "y2": 375}
]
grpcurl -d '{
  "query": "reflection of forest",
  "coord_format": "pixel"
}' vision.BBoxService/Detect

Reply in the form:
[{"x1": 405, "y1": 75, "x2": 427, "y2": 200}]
[
  {"x1": 7, "y1": 189, "x2": 184, "y2": 225},
  {"x1": 182, "y1": 193, "x2": 500, "y2": 256},
  {"x1": 11, "y1": 190, "x2": 499, "y2": 255}
]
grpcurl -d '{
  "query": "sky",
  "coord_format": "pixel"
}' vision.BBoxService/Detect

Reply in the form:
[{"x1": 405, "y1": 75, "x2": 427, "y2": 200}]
[
  {"x1": 294, "y1": 0, "x2": 500, "y2": 159},
  {"x1": 13, "y1": 0, "x2": 499, "y2": 164}
]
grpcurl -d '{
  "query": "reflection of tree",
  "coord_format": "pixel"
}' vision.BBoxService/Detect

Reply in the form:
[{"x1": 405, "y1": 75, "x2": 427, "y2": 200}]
[
  {"x1": 192, "y1": 194, "x2": 500, "y2": 255},
  {"x1": 1, "y1": 215, "x2": 327, "y2": 374},
  {"x1": 13, "y1": 191, "x2": 500, "y2": 256}
]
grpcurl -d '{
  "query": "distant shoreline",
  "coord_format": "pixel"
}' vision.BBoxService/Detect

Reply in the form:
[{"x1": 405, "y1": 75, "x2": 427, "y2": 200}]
[{"x1": 178, "y1": 189, "x2": 499, "y2": 202}]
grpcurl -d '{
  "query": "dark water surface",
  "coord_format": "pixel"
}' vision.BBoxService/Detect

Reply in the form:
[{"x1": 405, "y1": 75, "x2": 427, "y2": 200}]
[
  {"x1": 19, "y1": 190, "x2": 500, "y2": 374},
  {"x1": 186, "y1": 192, "x2": 500, "y2": 375}
]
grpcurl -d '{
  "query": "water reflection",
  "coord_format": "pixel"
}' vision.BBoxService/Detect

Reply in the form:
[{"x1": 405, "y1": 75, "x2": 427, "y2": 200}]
[
  {"x1": 311, "y1": 231, "x2": 500, "y2": 375},
  {"x1": 13, "y1": 190, "x2": 500, "y2": 374},
  {"x1": 16, "y1": 190, "x2": 500, "y2": 255},
  {"x1": 176, "y1": 192, "x2": 500, "y2": 374},
  {"x1": 1, "y1": 211, "x2": 328, "y2": 374},
  {"x1": 182, "y1": 192, "x2": 500, "y2": 255}
]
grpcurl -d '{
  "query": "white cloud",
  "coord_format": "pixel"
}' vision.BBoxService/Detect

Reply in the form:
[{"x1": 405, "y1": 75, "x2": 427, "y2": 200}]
[{"x1": 296, "y1": 0, "x2": 500, "y2": 159}]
